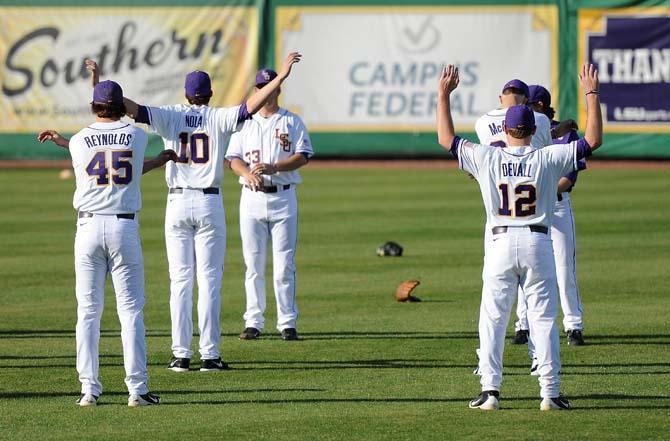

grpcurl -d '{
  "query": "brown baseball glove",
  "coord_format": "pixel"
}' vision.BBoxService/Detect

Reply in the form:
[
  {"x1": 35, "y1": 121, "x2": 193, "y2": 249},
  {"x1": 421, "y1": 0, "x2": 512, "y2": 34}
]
[{"x1": 395, "y1": 280, "x2": 421, "y2": 302}]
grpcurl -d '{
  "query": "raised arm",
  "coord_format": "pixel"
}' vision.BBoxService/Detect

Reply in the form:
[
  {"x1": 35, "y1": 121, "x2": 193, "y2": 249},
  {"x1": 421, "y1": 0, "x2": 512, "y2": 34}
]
[
  {"x1": 86, "y1": 59, "x2": 139, "y2": 117},
  {"x1": 436, "y1": 65, "x2": 460, "y2": 149},
  {"x1": 245, "y1": 52, "x2": 302, "y2": 114},
  {"x1": 579, "y1": 63, "x2": 602, "y2": 151},
  {"x1": 37, "y1": 130, "x2": 70, "y2": 149}
]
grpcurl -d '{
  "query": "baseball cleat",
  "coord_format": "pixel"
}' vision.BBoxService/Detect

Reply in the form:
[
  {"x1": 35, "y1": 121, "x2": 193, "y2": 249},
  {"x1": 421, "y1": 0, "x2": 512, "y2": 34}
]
[
  {"x1": 530, "y1": 358, "x2": 540, "y2": 376},
  {"x1": 511, "y1": 329, "x2": 529, "y2": 345},
  {"x1": 468, "y1": 390, "x2": 500, "y2": 410},
  {"x1": 76, "y1": 393, "x2": 98, "y2": 407},
  {"x1": 281, "y1": 328, "x2": 298, "y2": 341},
  {"x1": 167, "y1": 357, "x2": 190, "y2": 372},
  {"x1": 540, "y1": 395, "x2": 572, "y2": 411},
  {"x1": 239, "y1": 327, "x2": 261, "y2": 340},
  {"x1": 128, "y1": 392, "x2": 161, "y2": 407},
  {"x1": 566, "y1": 329, "x2": 585, "y2": 346},
  {"x1": 200, "y1": 357, "x2": 229, "y2": 372}
]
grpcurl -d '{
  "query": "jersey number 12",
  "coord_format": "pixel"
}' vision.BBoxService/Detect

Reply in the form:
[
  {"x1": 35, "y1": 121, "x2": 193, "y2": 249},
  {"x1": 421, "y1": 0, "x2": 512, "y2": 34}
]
[{"x1": 498, "y1": 183, "x2": 536, "y2": 217}]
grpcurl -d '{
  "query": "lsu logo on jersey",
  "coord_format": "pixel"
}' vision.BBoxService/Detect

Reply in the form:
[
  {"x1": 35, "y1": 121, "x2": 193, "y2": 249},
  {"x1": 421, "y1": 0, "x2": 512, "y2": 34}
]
[{"x1": 274, "y1": 128, "x2": 292, "y2": 152}]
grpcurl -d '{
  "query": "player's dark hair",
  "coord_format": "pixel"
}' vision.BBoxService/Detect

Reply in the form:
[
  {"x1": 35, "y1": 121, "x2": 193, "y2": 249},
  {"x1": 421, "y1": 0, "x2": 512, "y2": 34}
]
[
  {"x1": 91, "y1": 102, "x2": 126, "y2": 119},
  {"x1": 544, "y1": 105, "x2": 556, "y2": 120},
  {"x1": 186, "y1": 94, "x2": 212, "y2": 106},
  {"x1": 507, "y1": 127, "x2": 534, "y2": 139}
]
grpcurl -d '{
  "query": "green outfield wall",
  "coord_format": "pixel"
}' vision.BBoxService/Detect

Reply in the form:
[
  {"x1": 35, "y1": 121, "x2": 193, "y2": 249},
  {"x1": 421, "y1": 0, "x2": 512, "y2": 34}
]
[{"x1": 1, "y1": 0, "x2": 668, "y2": 159}]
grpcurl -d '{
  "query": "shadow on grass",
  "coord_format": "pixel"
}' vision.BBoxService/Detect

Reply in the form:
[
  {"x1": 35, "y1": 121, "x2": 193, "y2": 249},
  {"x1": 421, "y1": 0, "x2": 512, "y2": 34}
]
[{"x1": 0, "y1": 387, "x2": 326, "y2": 399}]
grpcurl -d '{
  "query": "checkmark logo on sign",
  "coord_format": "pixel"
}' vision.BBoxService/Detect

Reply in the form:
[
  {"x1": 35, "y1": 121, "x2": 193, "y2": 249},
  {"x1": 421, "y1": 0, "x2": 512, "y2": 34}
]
[{"x1": 398, "y1": 16, "x2": 440, "y2": 54}]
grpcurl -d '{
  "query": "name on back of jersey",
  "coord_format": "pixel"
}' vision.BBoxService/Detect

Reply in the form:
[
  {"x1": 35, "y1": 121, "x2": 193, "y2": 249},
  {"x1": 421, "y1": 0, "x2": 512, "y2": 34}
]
[
  {"x1": 488, "y1": 121, "x2": 505, "y2": 137},
  {"x1": 83, "y1": 133, "x2": 133, "y2": 149},
  {"x1": 501, "y1": 162, "x2": 532, "y2": 178},
  {"x1": 185, "y1": 115, "x2": 203, "y2": 128}
]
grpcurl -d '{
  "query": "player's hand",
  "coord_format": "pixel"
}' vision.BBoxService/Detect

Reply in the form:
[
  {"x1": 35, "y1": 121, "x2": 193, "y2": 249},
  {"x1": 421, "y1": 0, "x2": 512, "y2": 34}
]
[
  {"x1": 578, "y1": 63, "x2": 599, "y2": 94},
  {"x1": 277, "y1": 52, "x2": 302, "y2": 80},
  {"x1": 438, "y1": 65, "x2": 460, "y2": 96},
  {"x1": 159, "y1": 149, "x2": 178, "y2": 163},
  {"x1": 250, "y1": 163, "x2": 277, "y2": 175},
  {"x1": 85, "y1": 59, "x2": 99, "y2": 87},
  {"x1": 244, "y1": 172, "x2": 263, "y2": 191},
  {"x1": 553, "y1": 119, "x2": 579, "y2": 138}
]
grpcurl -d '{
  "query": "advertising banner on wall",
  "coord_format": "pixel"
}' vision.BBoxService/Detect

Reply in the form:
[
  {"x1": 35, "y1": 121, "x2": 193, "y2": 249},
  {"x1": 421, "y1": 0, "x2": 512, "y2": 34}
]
[
  {"x1": 275, "y1": 6, "x2": 558, "y2": 133},
  {"x1": 579, "y1": 8, "x2": 670, "y2": 133},
  {"x1": 0, "y1": 6, "x2": 258, "y2": 134}
]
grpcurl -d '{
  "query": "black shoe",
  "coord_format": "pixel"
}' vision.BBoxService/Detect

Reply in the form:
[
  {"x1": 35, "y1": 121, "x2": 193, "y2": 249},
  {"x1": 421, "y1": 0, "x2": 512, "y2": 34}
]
[
  {"x1": 200, "y1": 357, "x2": 229, "y2": 372},
  {"x1": 128, "y1": 392, "x2": 161, "y2": 407},
  {"x1": 566, "y1": 329, "x2": 585, "y2": 346},
  {"x1": 239, "y1": 327, "x2": 261, "y2": 340},
  {"x1": 281, "y1": 328, "x2": 298, "y2": 341},
  {"x1": 167, "y1": 357, "x2": 190, "y2": 372},
  {"x1": 468, "y1": 390, "x2": 500, "y2": 410},
  {"x1": 540, "y1": 395, "x2": 572, "y2": 410},
  {"x1": 76, "y1": 393, "x2": 98, "y2": 407},
  {"x1": 511, "y1": 329, "x2": 529, "y2": 344}
]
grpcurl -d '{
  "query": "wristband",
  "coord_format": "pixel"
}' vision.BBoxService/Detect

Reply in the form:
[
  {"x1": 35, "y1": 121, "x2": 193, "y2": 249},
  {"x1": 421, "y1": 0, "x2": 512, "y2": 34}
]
[{"x1": 585, "y1": 90, "x2": 599, "y2": 96}]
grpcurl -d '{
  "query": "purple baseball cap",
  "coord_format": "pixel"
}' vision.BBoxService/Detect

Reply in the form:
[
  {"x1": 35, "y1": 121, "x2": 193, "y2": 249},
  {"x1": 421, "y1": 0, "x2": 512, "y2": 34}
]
[
  {"x1": 528, "y1": 85, "x2": 551, "y2": 106},
  {"x1": 92, "y1": 80, "x2": 123, "y2": 105},
  {"x1": 502, "y1": 79, "x2": 529, "y2": 97},
  {"x1": 505, "y1": 105, "x2": 536, "y2": 130},
  {"x1": 185, "y1": 71, "x2": 212, "y2": 97},
  {"x1": 255, "y1": 68, "x2": 277, "y2": 87}
]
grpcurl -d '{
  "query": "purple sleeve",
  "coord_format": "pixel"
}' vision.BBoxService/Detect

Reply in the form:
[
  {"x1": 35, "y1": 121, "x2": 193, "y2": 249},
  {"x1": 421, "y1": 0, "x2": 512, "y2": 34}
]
[
  {"x1": 237, "y1": 102, "x2": 251, "y2": 123},
  {"x1": 135, "y1": 105, "x2": 150, "y2": 125},
  {"x1": 576, "y1": 138, "x2": 592, "y2": 160},
  {"x1": 449, "y1": 136, "x2": 462, "y2": 159},
  {"x1": 565, "y1": 170, "x2": 579, "y2": 184}
]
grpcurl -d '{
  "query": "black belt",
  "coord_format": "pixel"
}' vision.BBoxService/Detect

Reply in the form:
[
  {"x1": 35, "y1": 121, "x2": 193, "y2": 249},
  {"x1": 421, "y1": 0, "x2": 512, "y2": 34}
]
[
  {"x1": 492, "y1": 225, "x2": 548, "y2": 235},
  {"x1": 169, "y1": 187, "x2": 219, "y2": 194},
  {"x1": 244, "y1": 184, "x2": 291, "y2": 193},
  {"x1": 78, "y1": 212, "x2": 135, "y2": 220},
  {"x1": 557, "y1": 193, "x2": 563, "y2": 202}
]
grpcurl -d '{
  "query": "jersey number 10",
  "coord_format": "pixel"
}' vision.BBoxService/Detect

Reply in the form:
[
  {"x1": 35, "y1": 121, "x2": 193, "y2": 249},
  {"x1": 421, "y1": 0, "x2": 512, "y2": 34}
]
[
  {"x1": 498, "y1": 183, "x2": 537, "y2": 217},
  {"x1": 177, "y1": 132, "x2": 210, "y2": 164}
]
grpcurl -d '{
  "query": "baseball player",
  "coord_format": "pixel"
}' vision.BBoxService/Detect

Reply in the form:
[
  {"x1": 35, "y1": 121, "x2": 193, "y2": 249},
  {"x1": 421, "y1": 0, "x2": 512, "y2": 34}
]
[
  {"x1": 88, "y1": 53, "x2": 302, "y2": 371},
  {"x1": 437, "y1": 63, "x2": 602, "y2": 410},
  {"x1": 475, "y1": 79, "x2": 553, "y2": 346},
  {"x1": 226, "y1": 68, "x2": 313, "y2": 341},
  {"x1": 36, "y1": 80, "x2": 176, "y2": 407},
  {"x1": 526, "y1": 84, "x2": 586, "y2": 346}
]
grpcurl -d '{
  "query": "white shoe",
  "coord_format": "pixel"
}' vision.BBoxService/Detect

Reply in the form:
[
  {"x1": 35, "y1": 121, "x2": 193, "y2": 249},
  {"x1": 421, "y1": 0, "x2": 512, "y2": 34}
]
[
  {"x1": 540, "y1": 396, "x2": 572, "y2": 410},
  {"x1": 128, "y1": 392, "x2": 161, "y2": 407},
  {"x1": 468, "y1": 391, "x2": 500, "y2": 410},
  {"x1": 76, "y1": 393, "x2": 98, "y2": 407},
  {"x1": 530, "y1": 358, "x2": 539, "y2": 376}
]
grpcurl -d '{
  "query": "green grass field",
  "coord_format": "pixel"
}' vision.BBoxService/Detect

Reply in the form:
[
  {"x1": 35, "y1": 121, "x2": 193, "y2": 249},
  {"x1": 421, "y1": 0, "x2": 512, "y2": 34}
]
[{"x1": 1, "y1": 164, "x2": 669, "y2": 440}]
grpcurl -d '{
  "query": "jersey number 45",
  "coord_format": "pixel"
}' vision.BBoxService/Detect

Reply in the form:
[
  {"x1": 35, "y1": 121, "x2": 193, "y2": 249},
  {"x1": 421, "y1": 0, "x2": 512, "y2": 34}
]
[
  {"x1": 86, "y1": 150, "x2": 132, "y2": 186},
  {"x1": 177, "y1": 132, "x2": 210, "y2": 164}
]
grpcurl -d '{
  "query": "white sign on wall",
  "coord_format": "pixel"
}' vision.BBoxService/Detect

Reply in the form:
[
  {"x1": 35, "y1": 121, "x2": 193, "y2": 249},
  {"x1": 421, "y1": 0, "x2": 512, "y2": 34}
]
[{"x1": 276, "y1": 6, "x2": 558, "y2": 132}]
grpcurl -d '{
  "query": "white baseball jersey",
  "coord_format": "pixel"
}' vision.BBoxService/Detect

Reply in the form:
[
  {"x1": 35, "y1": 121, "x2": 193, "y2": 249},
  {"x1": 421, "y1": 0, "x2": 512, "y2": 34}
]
[
  {"x1": 454, "y1": 136, "x2": 578, "y2": 228},
  {"x1": 69, "y1": 121, "x2": 147, "y2": 214},
  {"x1": 225, "y1": 109, "x2": 313, "y2": 185},
  {"x1": 475, "y1": 108, "x2": 552, "y2": 148},
  {"x1": 146, "y1": 104, "x2": 243, "y2": 188}
]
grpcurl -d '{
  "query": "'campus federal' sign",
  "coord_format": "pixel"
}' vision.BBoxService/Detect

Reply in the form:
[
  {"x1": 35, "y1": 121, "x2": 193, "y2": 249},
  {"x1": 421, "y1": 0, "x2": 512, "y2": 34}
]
[
  {"x1": 275, "y1": 6, "x2": 558, "y2": 133},
  {"x1": 580, "y1": 8, "x2": 670, "y2": 132}
]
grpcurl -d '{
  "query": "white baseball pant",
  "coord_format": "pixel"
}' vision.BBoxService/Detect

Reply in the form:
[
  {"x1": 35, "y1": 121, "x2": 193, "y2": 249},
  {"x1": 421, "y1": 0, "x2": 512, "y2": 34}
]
[
  {"x1": 239, "y1": 186, "x2": 298, "y2": 332},
  {"x1": 75, "y1": 214, "x2": 149, "y2": 397},
  {"x1": 165, "y1": 189, "x2": 225, "y2": 359},
  {"x1": 515, "y1": 193, "x2": 583, "y2": 336},
  {"x1": 477, "y1": 227, "x2": 562, "y2": 398}
]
